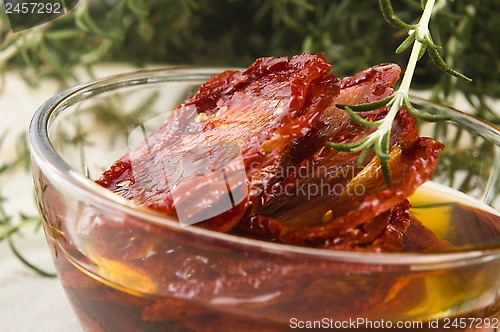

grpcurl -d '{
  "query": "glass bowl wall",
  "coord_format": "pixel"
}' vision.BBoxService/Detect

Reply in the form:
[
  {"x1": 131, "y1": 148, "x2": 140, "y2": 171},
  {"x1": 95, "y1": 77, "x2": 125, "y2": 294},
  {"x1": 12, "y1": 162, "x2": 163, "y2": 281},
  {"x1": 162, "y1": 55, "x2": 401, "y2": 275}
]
[{"x1": 29, "y1": 68, "x2": 500, "y2": 331}]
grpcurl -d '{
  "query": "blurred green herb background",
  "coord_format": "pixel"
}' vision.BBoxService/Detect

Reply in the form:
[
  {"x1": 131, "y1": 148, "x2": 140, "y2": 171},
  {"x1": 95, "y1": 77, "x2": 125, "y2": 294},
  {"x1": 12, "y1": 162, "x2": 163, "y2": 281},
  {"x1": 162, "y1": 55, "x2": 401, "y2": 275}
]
[
  {"x1": 1, "y1": 0, "x2": 499, "y2": 123},
  {"x1": 0, "y1": 0, "x2": 499, "y2": 274}
]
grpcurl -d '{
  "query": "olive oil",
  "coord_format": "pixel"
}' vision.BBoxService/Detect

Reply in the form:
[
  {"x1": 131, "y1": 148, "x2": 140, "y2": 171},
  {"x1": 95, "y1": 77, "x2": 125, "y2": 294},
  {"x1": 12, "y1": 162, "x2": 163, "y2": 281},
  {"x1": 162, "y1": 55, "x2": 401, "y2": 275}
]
[{"x1": 409, "y1": 181, "x2": 500, "y2": 248}]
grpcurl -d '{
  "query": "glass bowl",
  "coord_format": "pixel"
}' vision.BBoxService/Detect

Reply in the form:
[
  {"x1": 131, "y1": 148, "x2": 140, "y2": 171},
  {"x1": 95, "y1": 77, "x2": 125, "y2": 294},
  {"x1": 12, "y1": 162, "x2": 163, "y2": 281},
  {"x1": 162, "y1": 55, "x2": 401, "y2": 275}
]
[{"x1": 29, "y1": 68, "x2": 500, "y2": 332}]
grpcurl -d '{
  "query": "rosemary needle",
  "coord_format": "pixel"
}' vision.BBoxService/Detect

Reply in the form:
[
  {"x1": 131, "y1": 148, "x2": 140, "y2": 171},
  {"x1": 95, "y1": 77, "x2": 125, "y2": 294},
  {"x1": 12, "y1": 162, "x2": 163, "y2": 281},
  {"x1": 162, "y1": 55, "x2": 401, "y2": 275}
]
[{"x1": 326, "y1": 0, "x2": 471, "y2": 183}]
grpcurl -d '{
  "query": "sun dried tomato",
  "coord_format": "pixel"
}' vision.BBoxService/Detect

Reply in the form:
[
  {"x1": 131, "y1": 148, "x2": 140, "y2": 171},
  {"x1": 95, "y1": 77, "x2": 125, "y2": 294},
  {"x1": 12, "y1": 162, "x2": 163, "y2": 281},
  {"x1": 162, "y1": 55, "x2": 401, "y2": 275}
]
[{"x1": 96, "y1": 54, "x2": 444, "y2": 252}]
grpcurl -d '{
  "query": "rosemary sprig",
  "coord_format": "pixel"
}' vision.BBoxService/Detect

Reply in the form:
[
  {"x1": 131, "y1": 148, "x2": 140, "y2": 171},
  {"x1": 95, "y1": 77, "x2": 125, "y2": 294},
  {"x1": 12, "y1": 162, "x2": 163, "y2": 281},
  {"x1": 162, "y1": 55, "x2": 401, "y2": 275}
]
[{"x1": 326, "y1": 0, "x2": 472, "y2": 183}]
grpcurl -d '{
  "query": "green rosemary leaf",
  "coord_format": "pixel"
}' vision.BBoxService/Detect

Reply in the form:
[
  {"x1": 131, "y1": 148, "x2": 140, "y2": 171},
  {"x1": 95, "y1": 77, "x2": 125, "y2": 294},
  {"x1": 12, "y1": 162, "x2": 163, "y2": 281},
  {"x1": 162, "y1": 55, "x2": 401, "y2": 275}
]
[
  {"x1": 378, "y1": 0, "x2": 415, "y2": 30},
  {"x1": 381, "y1": 131, "x2": 391, "y2": 183},
  {"x1": 382, "y1": 130, "x2": 391, "y2": 155},
  {"x1": 418, "y1": 33, "x2": 436, "y2": 49},
  {"x1": 404, "y1": 99, "x2": 452, "y2": 122},
  {"x1": 417, "y1": 43, "x2": 427, "y2": 60},
  {"x1": 325, "y1": 136, "x2": 370, "y2": 151},
  {"x1": 396, "y1": 31, "x2": 416, "y2": 54},
  {"x1": 374, "y1": 138, "x2": 391, "y2": 183},
  {"x1": 343, "y1": 106, "x2": 383, "y2": 127},
  {"x1": 356, "y1": 147, "x2": 372, "y2": 165},
  {"x1": 7, "y1": 237, "x2": 57, "y2": 278},
  {"x1": 373, "y1": 142, "x2": 385, "y2": 161},
  {"x1": 380, "y1": 158, "x2": 391, "y2": 183},
  {"x1": 427, "y1": 45, "x2": 473, "y2": 82},
  {"x1": 336, "y1": 94, "x2": 394, "y2": 112}
]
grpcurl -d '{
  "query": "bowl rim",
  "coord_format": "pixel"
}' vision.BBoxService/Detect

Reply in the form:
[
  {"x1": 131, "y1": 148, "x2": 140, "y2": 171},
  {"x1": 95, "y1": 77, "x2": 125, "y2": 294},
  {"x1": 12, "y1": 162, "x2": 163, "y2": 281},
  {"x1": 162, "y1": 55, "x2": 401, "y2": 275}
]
[{"x1": 29, "y1": 66, "x2": 500, "y2": 269}]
